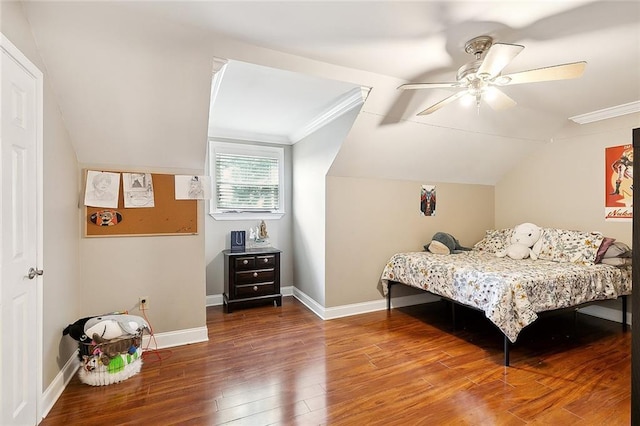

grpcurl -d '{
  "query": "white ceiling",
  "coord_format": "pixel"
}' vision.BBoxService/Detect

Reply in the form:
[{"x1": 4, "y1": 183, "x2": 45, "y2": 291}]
[
  {"x1": 207, "y1": 60, "x2": 362, "y2": 144},
  {"x1": 16, "y1": 0, "x2": 640, "y2": 182},
  {"x1": 138, "y1": 0, "x2": 640, "y2": 128}
]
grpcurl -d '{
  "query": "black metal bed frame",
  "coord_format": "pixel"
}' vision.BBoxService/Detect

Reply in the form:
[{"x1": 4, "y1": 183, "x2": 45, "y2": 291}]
[{"x1": 386, "y1": 280, "x2": 628, "y2": 366}]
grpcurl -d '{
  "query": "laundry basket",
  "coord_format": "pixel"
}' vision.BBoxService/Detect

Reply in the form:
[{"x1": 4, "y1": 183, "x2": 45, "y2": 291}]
[{"x1": 78, "y1": 332, "x2": 143, "y2": 386}]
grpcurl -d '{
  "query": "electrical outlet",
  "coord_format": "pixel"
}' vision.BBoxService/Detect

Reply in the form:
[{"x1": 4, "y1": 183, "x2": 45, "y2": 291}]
[{"x1": 139, "y1": 297, "x2": 149, "y2": 310}]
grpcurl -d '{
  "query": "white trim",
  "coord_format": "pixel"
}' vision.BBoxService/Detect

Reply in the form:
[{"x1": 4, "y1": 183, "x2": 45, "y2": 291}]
[
  {"x1": 40, "y1": 326, "x2": 208, "y2": 420},
  {"x1": 289, "y1": 87, "x2": 367, "y2": 143},
  {"x1": 292, "y1": 287, "x2": 438, "y2": 320},
  {"x1": 211, "y1": 211, "x2": 285, "y2": 221},
  {"x1": 206, "y1": 293, "x2": 224, "y2": 307},
  {"x1": 209, "y1": 86, "x2": 370, "y2": 145},
  {"x1": 206, "y1": 286, "x2": 293, "y2": 307},
  {"x1": 208, "y1": 288, "x2": 630, "y2": 326},
  {"x1": 569, "y1": 100, "x2": 640, "y2": 124},
  {"x1": 578, "y1": 305, "x2": 632, "y2": 326},
  {"x1": 209, "y1": 128, "x2": 291, "y2": 145},
  {"x1": 1, "y1": 33, "x2": 45, "y2": 423},
  {"x1": 141, "y1": 326, "x2": 209, "y2": 350},
  {"x1": 40, "y1": 353, "x2": 80, "y2": 420}
]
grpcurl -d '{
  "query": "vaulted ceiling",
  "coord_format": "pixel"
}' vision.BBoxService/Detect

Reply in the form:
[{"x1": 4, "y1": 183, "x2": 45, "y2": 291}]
[{"x1": 18, "y1": 1, "x2": 640, "y2": 183}]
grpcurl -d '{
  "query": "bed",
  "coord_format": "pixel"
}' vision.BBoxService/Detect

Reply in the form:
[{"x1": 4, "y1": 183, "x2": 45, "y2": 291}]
[{"x1": 380, "y1": 227, "x2": 632, "y2": 366}]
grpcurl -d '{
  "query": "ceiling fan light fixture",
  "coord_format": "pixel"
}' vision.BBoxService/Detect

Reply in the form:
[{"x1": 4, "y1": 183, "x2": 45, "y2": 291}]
[
  {"x1": 483, "y1": 86, "x2": 499, "y2": 101},
  {"x1": 402, "y1": 35, "x2": 586, "y2": 116},
  {"x1": 494, "y1": 75, "x2": 512, "y2": 85},
  {"x1": 460, "y1": 93, "x2": 475, "y2": 107}
]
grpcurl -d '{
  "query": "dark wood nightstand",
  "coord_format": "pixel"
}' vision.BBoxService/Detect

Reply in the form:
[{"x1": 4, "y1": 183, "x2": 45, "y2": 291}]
[{"x1": 223, "y1": 248, "x2": 282, "y2": 313}]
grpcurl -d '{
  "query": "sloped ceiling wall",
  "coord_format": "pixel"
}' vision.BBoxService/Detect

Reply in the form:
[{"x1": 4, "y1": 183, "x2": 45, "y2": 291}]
[{"x1": 21, "y1": 2, "x2": 637, "y2": 184}]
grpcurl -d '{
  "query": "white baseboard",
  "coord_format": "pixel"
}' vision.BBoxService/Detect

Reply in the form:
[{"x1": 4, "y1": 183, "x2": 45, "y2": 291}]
[
  {"x1": 207, "y1": 287, "x2": 630, "y2": 328},
  {"x1": 39, "y1": 351, "x2": 80, "y2": 420},
  {"x1": 206, "y1": 293, "x2": 224, "y2": 306},
  {"x1": 578, "y1": 305, "x2": 632, "y2": 326},
  {"x1": 292, "y1": 287, "x2": 438, "y2": 320},
  {"x1": 205, "y1": 286, "x2": 439, "y2": 320},
  {"x1": 40, "y1": 325, "x2": 208, "y2": 421},
  {"x1": 141, "y1": 326, "x2": 209, "y2": 349},
  {"x1": 205, "y1": 286, "x2": 294, "y2": 307}
]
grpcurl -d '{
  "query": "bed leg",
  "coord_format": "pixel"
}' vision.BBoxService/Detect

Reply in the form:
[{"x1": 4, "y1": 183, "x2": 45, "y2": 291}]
[
  {"x1": 451, "y1": 302, "x2": 456, "y2": 331},
  {"x1": 622, "y1": 295, "x2": 628, "y2": 332},
  {"x1": 504, "y1": 335, "x2": 510, "y2": 367},
  {"x1": 387, "y1": 282, "x2": 393, "y2": 311}
]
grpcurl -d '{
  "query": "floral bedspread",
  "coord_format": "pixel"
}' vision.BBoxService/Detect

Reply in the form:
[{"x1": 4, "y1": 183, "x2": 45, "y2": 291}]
[{"x1": 380, "y1": 251, "x2": 632, "y2": 342}]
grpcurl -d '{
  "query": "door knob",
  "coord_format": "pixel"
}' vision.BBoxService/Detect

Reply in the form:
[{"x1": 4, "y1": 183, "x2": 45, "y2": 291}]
[{"x1": 28, "y1": 267, "x2": 43, "y2": 280}]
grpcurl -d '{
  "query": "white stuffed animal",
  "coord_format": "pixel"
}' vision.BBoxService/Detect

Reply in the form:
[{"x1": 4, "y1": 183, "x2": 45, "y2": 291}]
[{"x1": 496, "y1": 223, "x2": 543, "y2": 260}]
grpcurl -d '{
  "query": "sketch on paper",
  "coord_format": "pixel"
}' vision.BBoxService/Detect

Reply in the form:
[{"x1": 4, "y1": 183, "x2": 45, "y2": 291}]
[
  {"x1": 420, "y1": 185, "x2": 436, "y2": 216},
  {"x1": 123, "y1": 172, "x2": 155, "y2": 208},
  {"x1": 84, "y1": 171, "x2": 120, "y2": 208},
  {"x1": 174, "y1": 175, "x2": 211, "y2": 200}
]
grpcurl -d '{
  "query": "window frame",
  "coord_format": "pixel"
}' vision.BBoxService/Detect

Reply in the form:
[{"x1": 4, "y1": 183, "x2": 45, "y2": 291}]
[{"x1": 208, "y1": 140, "x2": 285, "y2": 221}]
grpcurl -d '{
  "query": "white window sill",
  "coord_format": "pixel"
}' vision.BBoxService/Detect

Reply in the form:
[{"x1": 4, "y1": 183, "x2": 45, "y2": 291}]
[{"x1": 210, "y1": 212, "x2": 285, "y2": 221}]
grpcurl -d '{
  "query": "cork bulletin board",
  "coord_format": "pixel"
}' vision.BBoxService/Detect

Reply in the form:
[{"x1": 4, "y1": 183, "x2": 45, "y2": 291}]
[{"x1": 85, "y1": 172, "x2": 198, "y2": 237}]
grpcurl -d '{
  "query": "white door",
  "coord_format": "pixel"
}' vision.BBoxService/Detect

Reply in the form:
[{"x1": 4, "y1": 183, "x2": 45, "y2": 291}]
[{"x1": 1, "y1": 34, "x2": 43, "y2": 426}]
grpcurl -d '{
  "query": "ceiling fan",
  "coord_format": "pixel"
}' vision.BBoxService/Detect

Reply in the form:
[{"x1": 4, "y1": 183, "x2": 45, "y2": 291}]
[{"x1": 398, "y1": 35, "x2": 586, "y2": 115}]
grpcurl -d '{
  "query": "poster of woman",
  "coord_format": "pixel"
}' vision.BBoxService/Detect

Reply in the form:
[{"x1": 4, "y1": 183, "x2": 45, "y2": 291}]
[{"x1": 605, "y1": 144, "x2": 632, "y2": 221}]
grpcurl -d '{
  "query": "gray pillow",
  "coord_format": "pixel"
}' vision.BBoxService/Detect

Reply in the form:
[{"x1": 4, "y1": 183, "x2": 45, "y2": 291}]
[{"x1": 603, "y1": 241, "x2": 631, "y2": 258}]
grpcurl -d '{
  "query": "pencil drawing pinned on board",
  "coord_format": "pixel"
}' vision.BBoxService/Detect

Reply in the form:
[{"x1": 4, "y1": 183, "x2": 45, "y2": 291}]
[
  {"x1": 84, "y1": 171, "x2": 120, "y2": 209},
  {"x1": 123, "y1": 172, "x2": 155, "y2": 208},
  {"x1": 175, "y1": 175, "x2": 211, "y2": 200}
]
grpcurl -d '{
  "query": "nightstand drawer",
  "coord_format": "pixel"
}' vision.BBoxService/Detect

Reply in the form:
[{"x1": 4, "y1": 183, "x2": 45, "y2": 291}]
[
  {"x1": 234, "y1": 256, "x2": 256, "y2": 270},
  {"x1": 235, "y1": 282, "x2": 276, "y2": 298},
  {"x1": 256, "y1": 255, "x2": 276, "y2": 268},
  {"x1": 235, "y1": 269, "x2": 275, "y2": 284}
]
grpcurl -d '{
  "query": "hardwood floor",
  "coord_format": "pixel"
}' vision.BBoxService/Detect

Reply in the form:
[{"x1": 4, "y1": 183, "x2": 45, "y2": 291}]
[{"x1": 41, "y1": 298, "x2": 631, "y2": 425}]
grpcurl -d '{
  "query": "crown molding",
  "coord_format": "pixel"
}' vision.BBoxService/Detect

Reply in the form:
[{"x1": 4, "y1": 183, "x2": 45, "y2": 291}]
[
  {"x1": 569, "y1": 100, "x2": 640, "y2": 124},
  {"x1": 208, "y1": 86, "x2": 369, "y2": 145},
  {"x1": 208, "y1": 127, "x2": 291, "y2": 145},
  {"x1": 289, "y1": 86, "x2": 369, "y2": 143}
]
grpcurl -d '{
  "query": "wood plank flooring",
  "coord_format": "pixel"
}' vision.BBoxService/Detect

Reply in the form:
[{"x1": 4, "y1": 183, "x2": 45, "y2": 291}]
[{"x1": 41, "y1": 298, "x2": 631, "y2": 425}]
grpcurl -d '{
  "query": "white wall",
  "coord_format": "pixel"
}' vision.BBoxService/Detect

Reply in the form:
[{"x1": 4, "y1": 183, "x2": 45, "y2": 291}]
[
  {"x1": 205, "y1": 142, "x2": 293, "y2": 297},
  {"x1": 1, "y1": 2, "x2": 81, "y2": 390},
  {"x1": 292, "y1": 107, "x2": 361, "y2": 305}
]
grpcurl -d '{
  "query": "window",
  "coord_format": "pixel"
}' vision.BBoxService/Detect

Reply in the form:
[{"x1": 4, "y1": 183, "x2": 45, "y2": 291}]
[{"x1": 209, "y1": 141, "x2": 285, "y2": 220}]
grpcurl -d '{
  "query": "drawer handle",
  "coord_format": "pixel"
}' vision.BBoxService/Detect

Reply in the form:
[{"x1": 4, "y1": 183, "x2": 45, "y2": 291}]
[
  {"x1": 243, "y1": 260, "x2": 249, "y2": 265},
  {"x1": 253, "y1": 272, "x2": 258, "y2": 277},
  {"x1": 263, "y1": 258, "x2": 269, "y2": 263},
  {"x1": 253, "y1": 286, "x2": 258, "y2": 291}
]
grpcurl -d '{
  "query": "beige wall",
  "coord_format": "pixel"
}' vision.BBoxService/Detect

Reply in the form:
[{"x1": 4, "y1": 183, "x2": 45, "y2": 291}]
[
  {"x1": 496, "y1": 114, "x2": 638, "y2": 317},
  {"x1": 1, "y1": 3, "x2": 82, "y2": 390},
  {"x1": 79, "y1": 165, "x2": 207, "y2": 333},
  {"x1": 495, "y1": 113, "x2": 638, "y2": 245},
  {"x1": 325, "y1": 176, "x2": 494, "y2": 307}
]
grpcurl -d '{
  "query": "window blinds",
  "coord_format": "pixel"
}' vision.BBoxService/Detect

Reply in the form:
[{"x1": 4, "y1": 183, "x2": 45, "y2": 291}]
[{"x1": 215, "y1": 153, "x2": 280, "y2": 211}]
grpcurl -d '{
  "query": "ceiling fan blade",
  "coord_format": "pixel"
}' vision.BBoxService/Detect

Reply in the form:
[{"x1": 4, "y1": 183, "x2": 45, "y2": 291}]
[
  {"x1": 477, "y1": 43, "x2": 524, "y2": 79},
  {"x1": 499, "y1": 61, "x2": 587, "y2": 86},
  {"x1": 417, "y1": 91, "x2": 466, "y2": 115},
  {"x1": 484, "y1": 87, "x2": 517, "y2": 111},
  {"x1": 398, "y1": 82, "x2": 460, "y2": 90}
]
